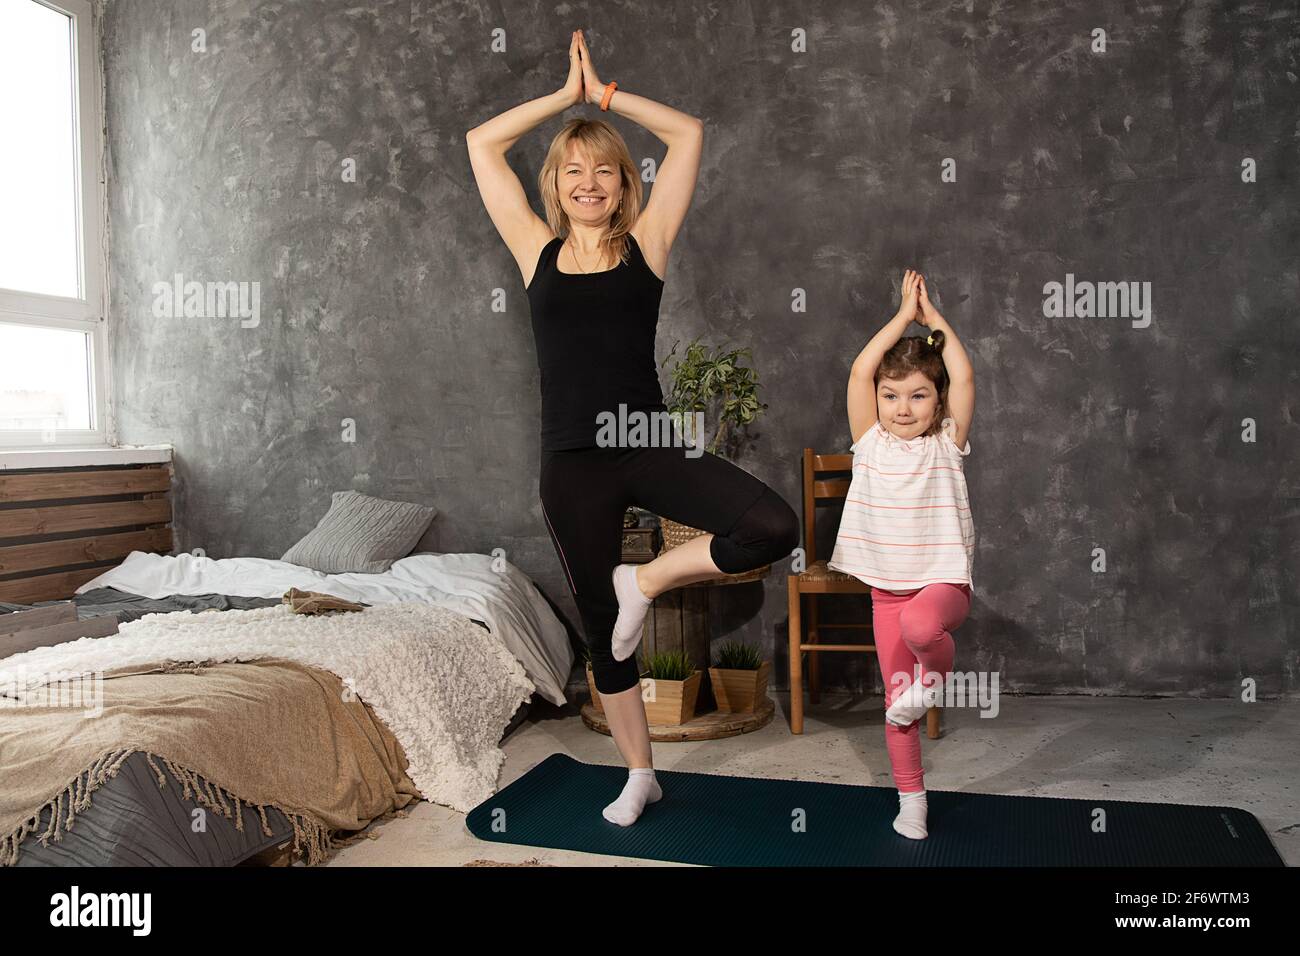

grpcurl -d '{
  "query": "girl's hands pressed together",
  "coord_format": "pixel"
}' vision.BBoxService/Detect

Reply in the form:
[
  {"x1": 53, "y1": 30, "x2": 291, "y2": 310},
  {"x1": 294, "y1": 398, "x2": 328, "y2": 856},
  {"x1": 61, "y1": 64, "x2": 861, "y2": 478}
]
[
  {"x1": 576, "y1": 30, "x2": 607, "y2": 105},
  {"x1": 561, "y1": 30, "x2": 585, "y2": 107},
  {"x1": 917, "y1": 274, "x2": 944, "y2": 328},
  {"x1": 896, "y1": 269, "x2": 922, "y2": 324}
]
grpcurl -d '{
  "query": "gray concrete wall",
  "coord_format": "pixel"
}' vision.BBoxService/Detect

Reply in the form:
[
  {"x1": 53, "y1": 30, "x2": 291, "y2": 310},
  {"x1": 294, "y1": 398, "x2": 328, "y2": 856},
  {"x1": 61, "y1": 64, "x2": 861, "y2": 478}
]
[{"x1": 100, "y1": 0, "x2": 1299, "y2": 696}]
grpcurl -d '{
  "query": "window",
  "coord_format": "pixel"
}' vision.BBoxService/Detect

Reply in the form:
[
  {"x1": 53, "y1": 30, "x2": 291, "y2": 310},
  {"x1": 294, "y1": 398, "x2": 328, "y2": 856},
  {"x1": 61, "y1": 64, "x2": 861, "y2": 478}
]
[{"x1": 0, "y1": 0, "x2": 107, "y2": 447}]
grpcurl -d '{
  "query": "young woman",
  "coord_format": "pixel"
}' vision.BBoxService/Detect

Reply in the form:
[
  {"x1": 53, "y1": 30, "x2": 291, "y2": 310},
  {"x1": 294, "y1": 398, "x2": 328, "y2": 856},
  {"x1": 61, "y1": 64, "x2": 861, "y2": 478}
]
[{"x1": 466, "y1": 30, "x2": 799, "y2": 826}]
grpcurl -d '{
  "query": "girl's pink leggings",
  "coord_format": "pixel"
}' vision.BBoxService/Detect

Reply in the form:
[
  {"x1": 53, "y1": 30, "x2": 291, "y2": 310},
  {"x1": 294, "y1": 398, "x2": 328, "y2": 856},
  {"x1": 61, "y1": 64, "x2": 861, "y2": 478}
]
[{"x1": 870, "y1": 582, "x2": 972, "y2": 793}]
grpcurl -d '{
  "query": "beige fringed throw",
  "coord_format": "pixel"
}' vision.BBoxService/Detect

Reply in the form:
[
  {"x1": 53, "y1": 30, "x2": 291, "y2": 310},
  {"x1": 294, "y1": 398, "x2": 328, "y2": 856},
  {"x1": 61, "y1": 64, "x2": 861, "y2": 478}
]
[{"x1": 0, "y1": 659, "x2": 419, "y2": 866}]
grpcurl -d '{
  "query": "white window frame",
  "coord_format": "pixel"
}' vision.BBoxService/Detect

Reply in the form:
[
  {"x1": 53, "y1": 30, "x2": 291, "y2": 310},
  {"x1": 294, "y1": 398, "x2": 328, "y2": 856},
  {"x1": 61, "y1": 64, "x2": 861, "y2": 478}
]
[{"x1": 0, "y1": 0, "x2": 109, "y2": 449}]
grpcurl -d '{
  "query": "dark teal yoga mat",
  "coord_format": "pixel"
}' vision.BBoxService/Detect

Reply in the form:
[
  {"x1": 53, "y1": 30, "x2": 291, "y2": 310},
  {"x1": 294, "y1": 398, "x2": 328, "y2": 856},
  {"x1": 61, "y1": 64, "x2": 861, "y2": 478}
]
[{"x1": 466, "y1": 753, "x2": 1284, "y2": 866}]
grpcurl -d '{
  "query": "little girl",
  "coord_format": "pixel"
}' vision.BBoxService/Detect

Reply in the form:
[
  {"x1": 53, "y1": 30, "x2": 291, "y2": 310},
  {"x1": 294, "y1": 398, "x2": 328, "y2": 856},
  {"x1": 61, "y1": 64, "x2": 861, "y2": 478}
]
[{"x1": 826, "y1": 269, "x2": 976, "y2": 841}]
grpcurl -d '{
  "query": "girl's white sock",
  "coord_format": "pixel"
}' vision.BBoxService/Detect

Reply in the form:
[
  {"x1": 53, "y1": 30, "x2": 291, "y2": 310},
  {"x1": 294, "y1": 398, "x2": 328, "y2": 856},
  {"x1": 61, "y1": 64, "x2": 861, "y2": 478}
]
[
  {"x1": 893, "y1": 789, "x2": 928, "y2": 839},
  {"x1": 602, "y1": 767, "x2": 662, "y2": 826},
  {"x1": 884, "y1": 676, "x2": 941, "y2": 727},
  {"x1": 611, "y1": 563, "x2": 653, "y2": 662}
]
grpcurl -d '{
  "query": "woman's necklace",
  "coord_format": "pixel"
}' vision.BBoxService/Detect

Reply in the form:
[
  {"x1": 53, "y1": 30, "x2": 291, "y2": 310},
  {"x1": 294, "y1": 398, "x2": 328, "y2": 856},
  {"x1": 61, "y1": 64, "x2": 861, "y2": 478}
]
[{"x1": 566, "y1": 236, "x2": 606, "y2": 273}]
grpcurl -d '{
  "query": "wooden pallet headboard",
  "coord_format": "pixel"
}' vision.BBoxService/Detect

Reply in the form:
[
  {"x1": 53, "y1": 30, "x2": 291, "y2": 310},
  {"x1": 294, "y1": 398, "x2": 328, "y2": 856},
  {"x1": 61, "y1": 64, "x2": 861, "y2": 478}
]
[{"x1": 0, "y1": 463, "x2": 175, "y2": 605}]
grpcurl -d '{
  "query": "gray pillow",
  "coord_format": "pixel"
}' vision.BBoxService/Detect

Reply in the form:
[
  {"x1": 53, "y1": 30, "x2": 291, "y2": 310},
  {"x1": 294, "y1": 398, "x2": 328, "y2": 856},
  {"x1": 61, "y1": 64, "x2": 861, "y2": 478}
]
[{"x1": 281, "y1": 490, "x2": 437, "y2": 574}]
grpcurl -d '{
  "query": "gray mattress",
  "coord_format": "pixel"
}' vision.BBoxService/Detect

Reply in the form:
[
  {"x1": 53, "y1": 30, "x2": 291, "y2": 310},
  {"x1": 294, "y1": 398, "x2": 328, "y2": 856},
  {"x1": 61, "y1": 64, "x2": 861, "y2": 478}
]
[
  {"x1": 1, "y1": 588, "x2": 528, "y2": 866},
  {"x1": 12, "y1": 751, "x2": 297, "y2": 866}
]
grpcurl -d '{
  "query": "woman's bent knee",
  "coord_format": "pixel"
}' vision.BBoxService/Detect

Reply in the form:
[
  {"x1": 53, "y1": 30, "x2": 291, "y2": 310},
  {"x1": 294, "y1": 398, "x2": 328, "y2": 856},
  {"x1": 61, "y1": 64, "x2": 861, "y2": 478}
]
[
  {"x1": 767, "y1": 492, "x2": 802, "y2": 559},
  {"x1": 589, "y1": 648, "x2": 642, "y2": 695},
  {"x1": 712, "y1": 486, "x2": 800, "y2": 573}
]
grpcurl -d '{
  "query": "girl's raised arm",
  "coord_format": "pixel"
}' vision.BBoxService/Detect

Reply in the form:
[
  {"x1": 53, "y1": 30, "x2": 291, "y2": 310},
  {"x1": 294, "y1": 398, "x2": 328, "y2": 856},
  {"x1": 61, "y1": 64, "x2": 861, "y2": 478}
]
[
  {"x1": 846, "y1": 270, "x2": 922, "y2": 446},
  {"x1": 917, "y1": 275, "x2": 975, "y2": 449},
  {"x1": 465, "y1": 32, "x2": 584, "y2": 278}
]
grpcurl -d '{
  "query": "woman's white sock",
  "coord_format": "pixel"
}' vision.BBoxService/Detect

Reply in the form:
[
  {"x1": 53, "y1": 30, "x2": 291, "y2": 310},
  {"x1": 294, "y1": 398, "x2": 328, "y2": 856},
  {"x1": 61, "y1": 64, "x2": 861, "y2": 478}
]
[
  {"x1": 611, "y1": 564, "x2": 653, "y2": 662},
  {"x1": 602, "y1": 767, "x2": 662, "y2": 826},
  {"x1": 893, "y1": 789, "x2": 928, "y2": 839}
]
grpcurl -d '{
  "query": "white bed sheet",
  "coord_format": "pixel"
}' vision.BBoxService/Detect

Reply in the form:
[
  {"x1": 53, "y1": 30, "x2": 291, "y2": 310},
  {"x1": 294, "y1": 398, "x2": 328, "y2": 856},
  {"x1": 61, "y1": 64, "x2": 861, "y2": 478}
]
[{"x1": 76, "y1": 550, "x2": 573, "y2": 707}]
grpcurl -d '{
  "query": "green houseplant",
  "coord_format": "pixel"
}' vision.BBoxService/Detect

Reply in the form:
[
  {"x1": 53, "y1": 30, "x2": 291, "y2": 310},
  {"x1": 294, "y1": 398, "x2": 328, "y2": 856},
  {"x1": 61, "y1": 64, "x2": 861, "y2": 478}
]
[
  {"x1": 708, "y1": 639, "x2": 771, "y2": 714},
  {"x1": 657, "y1": 339, "x2": 769, "y2": 558},
  {"x1": 660, "y1": 338, "x2": 767, "y2": 457},
  {"x1": 639, "y1": 649, "x2": 702, "y2": 725}
]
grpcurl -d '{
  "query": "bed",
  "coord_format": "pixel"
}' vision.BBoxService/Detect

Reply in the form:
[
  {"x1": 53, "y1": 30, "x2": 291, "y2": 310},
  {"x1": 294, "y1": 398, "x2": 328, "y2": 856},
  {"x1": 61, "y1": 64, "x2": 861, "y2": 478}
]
[{"x1": 0, "y1": 549, "x2": 574, "y2": 867}]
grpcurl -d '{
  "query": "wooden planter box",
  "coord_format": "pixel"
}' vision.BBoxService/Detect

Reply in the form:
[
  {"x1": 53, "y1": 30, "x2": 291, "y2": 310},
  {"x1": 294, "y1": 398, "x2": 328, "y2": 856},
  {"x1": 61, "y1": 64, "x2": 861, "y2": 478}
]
[
  {"x1": 641, "y1": 671, "x2": 702, "y2": 725},
  {"x1": 708, "y1": 660, "x2": 771, "y2": 714}
]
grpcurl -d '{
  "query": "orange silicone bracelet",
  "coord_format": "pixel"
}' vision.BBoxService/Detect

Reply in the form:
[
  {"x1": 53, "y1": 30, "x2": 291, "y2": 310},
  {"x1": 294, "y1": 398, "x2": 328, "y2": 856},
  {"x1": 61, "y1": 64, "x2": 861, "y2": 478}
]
[{"x1": 600, "y1": 80, "x2": 618, "y2": 111}]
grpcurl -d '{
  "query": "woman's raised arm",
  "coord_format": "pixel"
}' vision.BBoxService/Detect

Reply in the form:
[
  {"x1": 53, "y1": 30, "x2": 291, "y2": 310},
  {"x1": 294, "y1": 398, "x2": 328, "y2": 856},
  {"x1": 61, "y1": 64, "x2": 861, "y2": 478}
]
[
  {"x1": 574, "y1": 31, "x2": 702, "y2": 260},
  {"x1": 465, "y1": 33, "x2": 585, "y2": 270}
]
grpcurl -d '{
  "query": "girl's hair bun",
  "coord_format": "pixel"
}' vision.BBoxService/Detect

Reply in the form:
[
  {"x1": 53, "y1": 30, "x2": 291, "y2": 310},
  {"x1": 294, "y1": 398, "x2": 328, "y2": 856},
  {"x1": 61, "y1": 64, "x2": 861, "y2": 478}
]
[{"x1": 928, "y1": 328, "x2": 946, "y2": 350}]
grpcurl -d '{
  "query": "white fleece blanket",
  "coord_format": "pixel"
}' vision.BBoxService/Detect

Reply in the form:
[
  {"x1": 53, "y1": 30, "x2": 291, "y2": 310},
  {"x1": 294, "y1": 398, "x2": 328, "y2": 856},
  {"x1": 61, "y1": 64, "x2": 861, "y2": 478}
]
[
  {"x1": 0, "y1": 602, "x2": 535, "y2": 813},
  {"x1": 75, "y1": 551, "x2": 573, "y2": 707}
]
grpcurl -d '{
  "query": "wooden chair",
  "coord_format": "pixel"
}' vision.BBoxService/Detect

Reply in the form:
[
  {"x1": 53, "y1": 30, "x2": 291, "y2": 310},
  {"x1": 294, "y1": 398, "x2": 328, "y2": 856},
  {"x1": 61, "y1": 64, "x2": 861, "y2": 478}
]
[{"x1": 787, "y1": 447, "x2": 941, "y2": 739}]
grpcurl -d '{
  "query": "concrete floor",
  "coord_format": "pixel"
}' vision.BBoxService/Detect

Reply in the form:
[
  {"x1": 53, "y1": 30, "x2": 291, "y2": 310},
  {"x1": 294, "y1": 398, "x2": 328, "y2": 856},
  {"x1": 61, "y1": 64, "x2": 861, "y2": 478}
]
[{"x1": 328, "y1": 692, "x2": 1299, "y2": 866}]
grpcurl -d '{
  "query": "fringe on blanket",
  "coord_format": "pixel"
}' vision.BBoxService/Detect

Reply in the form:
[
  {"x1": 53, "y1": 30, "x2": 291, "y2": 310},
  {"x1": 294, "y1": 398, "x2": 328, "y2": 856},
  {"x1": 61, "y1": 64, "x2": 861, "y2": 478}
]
[{"x1": 0, "y1": 747, "x2": 349, "y2": 867}]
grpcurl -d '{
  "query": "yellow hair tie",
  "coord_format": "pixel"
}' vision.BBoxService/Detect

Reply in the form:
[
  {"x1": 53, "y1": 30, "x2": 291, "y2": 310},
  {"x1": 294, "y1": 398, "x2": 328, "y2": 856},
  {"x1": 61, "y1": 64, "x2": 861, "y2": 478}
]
[{"x1": 926, "y1": 334, "x2": 935, "y2": 346}]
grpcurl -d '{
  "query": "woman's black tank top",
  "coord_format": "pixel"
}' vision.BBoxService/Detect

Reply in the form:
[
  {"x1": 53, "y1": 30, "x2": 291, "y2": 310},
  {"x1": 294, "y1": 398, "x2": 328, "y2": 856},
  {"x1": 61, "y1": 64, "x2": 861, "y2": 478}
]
[{"x1": 526, "y1": 232, "x2": 668, "y2": 451}]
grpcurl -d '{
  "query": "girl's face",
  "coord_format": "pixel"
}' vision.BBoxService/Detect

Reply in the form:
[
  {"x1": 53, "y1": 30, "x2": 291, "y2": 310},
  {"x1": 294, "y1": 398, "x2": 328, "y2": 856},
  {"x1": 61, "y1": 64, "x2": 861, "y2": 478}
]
[
  {"x1": 561, "y1": 144, "x2": 622, "y2": 224},
  {"x1": 877, "y1": 371, "x2": 940, "y2": 439}
]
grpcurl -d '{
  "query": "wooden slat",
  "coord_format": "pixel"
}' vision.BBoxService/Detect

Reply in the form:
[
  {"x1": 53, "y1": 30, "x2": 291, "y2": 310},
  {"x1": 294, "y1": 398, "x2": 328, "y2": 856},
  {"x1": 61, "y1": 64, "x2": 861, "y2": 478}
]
[
  {"x1": 802, "y1": 448, "x2": 816, "y2": 566},
  {"x1": 812, "y1": 454, "x2": 852, "y2": 471},
  {"x1": 0, "y1": 602, "x2": 77, "y2": 636},
  {"x1": 0, "y1": 465, "x2": 170, "y2": 504},
  {"x1": 795, "y1": 643, "x2": 875, "y2": 652},
  {"x1": 650, "y1": 591, "x2": 682, "y2": 659},
  {"x1": 812, "y1": 478, "x2": 850, "y2": 499},
  {"x1": 1, "y1": 615, "x2": 118, "y2": 660},
  {"x1": 790, "y1": 578, "x2": 870, "y2": 594},
  {"x1": 0, "y1": 567, "x2": 110, "y2": 605},
  {"x1": 0, "y1": 498, "x2": 172, "y2": 538},
  {"x1": 140, "y1": 490, "x2": 169, "y2": 529},
  {"x1": 0, "y1": 527, "x2": 171, "y2": 576},
  {"x1": 681, "y1": 587, "x2": 708, "y2": 670}
]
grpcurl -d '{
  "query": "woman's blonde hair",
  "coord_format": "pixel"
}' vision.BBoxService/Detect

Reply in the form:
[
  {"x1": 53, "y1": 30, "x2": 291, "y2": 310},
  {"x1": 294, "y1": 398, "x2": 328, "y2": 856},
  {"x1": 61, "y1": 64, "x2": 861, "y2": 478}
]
[{"x1": 538, "y1": 118, "x2": 643, "y2": 268}]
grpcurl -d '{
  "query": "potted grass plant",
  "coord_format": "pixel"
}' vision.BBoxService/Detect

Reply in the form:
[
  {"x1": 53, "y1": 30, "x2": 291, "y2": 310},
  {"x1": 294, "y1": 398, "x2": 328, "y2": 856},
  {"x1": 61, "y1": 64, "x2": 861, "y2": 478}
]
[
  {"x1": 708, "y1": 639, "x2": 771, "y2": 714},
  {"x1": 639, "y1": 649, "x2": 702, "y2": 725},
  {"x1": 656, "y1": 339, "x2": 768, "y2": 561}
]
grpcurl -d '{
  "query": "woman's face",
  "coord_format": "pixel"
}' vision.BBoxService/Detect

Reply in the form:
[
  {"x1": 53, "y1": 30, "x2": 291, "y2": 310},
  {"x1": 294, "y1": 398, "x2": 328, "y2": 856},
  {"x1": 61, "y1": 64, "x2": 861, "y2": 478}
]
[
  {"x1": 877, "y1": 371, "x2": 940, "y2": 439},
  {"x1": 560, "y1": 144, "x2": 622, "y2": 225}
]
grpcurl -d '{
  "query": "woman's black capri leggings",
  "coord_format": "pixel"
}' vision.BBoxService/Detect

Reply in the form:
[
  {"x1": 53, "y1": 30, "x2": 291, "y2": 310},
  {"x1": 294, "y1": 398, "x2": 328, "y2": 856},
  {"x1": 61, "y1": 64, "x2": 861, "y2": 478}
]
[{"x1": 540, "y1": 445, "x2": 801, "y2": 695}]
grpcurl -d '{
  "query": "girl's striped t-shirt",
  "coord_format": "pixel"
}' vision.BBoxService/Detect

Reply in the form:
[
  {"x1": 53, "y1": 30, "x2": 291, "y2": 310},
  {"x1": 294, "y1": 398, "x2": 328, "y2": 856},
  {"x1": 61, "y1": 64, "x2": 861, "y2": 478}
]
[{"x1": 826, "y1": 416, "x2": 975, "y2": 594}]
